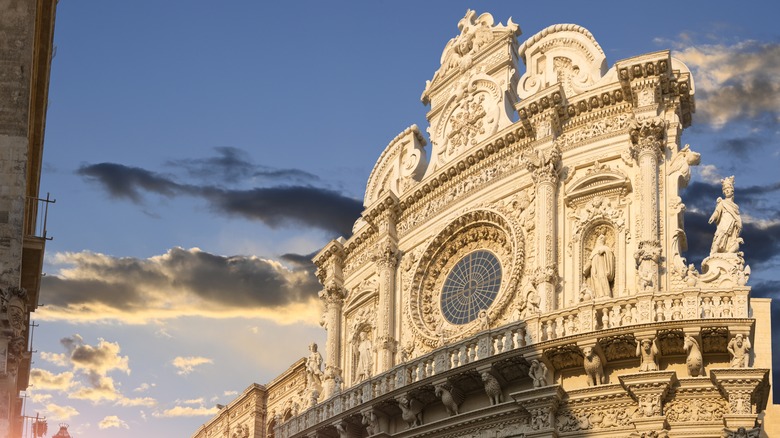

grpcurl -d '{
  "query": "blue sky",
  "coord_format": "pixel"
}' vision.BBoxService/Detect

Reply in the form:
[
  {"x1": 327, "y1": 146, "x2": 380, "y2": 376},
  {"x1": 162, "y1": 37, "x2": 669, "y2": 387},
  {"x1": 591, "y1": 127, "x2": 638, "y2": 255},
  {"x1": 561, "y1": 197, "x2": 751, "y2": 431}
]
[{"x1": 27, "y1": 1, "x2": 780, "y2": 436}]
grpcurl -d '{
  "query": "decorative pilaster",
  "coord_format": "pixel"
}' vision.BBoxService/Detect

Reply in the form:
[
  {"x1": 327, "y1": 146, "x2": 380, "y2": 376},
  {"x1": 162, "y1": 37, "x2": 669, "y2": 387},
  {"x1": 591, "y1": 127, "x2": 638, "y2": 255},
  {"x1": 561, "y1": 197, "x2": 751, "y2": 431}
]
[
  {"x1": 314, "y1": 240, "x2": 347, "y2": 399},
  {"x1": 366, "y1": 196, "x2": 400, "y2": 373},
  {"x1": 510, "y1": 384, "x2": 565, "y2": 437},
  {"x1": 523, "y1": 143, "x2": 562, "y2": 311},
  {"x1": 710, "y1": 368, "x2": 769, "y2": 431},
  {"x1": 620, "y1": 370, "x2": 677, "y2": 437},
  {"x1": 629, "y1": 119, "x2": 665, "y2": 293}
]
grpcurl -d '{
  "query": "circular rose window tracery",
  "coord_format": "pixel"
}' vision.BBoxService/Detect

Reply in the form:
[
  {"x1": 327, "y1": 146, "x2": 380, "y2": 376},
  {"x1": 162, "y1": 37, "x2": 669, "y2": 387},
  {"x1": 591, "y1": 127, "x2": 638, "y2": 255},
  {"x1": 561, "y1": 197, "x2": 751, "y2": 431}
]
[
  {"x1": 441, "y1": 250, "x2": 502, "y2": 324},
  {"x1": 407, "y1": 210, "x2": 523, "y2": 348}
]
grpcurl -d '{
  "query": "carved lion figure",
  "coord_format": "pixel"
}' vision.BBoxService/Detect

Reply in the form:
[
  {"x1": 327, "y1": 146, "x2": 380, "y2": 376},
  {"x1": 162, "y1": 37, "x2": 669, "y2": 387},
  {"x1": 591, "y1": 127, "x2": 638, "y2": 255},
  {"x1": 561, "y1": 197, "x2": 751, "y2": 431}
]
[
  {"x1": 481, "y1": 371, "x2": 503, "y2": 405},
  {"x1": 582, "y1": 346, "x2": 605, "y2": 386}
]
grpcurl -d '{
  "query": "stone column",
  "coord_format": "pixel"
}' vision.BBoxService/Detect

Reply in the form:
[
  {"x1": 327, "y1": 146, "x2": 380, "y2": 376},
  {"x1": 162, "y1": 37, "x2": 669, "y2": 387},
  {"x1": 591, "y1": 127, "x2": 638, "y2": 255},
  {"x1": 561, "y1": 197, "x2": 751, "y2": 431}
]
[
  {"x1": 630, "y1": 119, "x2": 665, "y2": 293},
  {"x1": 523, "y1": 143, "x2": 562, "y2": 311}
]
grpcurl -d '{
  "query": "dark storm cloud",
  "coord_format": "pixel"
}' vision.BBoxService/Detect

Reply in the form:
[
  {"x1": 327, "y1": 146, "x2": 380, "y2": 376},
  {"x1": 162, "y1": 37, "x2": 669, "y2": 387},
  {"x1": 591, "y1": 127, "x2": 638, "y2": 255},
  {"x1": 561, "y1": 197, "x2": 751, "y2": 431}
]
[
  {"x1": 204, "y1": 186, "x2": 362, "y2": 237},
  {"x1": 280, "y1": 252, "x2": 318, "y2": 269},
  {"x1": 40, "y1": 248, "x2": 321, "y2": 323},
  {"x1": 77, "y1": 163, "x2": 185, "y2": 202},
  {"x1": 715, "y1": 137, "x2": 763, "y2": 160},
  {"x1": 78, "y1": 161, "x2": 361, "y2": 237},
  {"x1": 166, "y1": 147, "x2": 321, "y2": 185}
]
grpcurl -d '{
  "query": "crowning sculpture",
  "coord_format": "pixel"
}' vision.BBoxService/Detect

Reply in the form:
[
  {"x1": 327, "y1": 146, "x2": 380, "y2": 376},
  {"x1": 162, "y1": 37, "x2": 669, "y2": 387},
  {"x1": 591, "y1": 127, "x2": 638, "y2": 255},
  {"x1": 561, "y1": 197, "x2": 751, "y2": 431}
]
[{"x1": 192, "y1": 10, "x2": 776, "y2": 438}]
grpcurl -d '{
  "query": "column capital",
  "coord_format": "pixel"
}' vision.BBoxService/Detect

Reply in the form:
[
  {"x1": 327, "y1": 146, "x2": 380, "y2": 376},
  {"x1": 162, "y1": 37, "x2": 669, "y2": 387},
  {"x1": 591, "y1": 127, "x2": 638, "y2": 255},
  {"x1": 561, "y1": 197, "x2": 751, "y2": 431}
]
[
  {"x1": 629, "y1": 118, "x2": 666, "y2": 159},
  {"x1": 522, "y1": 143, "x2": 562, "y2": 185}
]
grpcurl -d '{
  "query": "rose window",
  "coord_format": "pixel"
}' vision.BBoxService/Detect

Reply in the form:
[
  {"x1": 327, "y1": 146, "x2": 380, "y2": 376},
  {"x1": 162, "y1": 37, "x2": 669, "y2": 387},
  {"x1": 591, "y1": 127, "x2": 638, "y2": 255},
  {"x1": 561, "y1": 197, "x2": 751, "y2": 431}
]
[{"x1": 440, "y1": 250, "x2": 502, "y2": 324}]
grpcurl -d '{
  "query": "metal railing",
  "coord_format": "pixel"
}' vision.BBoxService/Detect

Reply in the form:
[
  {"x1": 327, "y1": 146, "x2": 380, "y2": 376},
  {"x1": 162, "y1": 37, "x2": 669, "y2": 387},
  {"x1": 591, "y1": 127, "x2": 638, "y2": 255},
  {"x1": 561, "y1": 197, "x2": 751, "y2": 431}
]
[{"x1": 23, "y1": 193, "x2": 54, "y2": 240}]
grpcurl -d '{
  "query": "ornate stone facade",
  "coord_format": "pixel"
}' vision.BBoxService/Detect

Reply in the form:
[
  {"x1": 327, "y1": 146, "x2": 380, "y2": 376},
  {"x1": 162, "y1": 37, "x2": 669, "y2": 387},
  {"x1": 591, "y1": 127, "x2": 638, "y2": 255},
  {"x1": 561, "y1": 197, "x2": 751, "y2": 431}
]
[{"x1": 194, "y1": 10, "x2": 776, "y2": 438}]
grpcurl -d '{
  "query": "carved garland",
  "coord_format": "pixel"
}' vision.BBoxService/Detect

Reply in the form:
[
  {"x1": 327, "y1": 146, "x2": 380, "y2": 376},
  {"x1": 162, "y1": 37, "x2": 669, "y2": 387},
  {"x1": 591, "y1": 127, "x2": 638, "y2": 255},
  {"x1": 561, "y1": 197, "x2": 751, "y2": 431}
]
[{"x1": 407, "y1": 210, "x2": 523, "y2": 348}]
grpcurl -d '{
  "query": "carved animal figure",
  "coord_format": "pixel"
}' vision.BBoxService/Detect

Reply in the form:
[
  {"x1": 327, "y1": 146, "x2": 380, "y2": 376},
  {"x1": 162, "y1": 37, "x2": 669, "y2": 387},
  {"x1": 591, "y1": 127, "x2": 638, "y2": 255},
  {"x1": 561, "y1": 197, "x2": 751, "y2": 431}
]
[
  {"x1": 582, "y1": 346, "x2": 605, "y2": 386},
  {"x1": 397, "y1": 396, "x2": 423, "y2": 428},
  {"x1": 434, "y1": 383, "x2": 464, "y2": 416},
  {"x1": 683, "y1": 335, "x2": 704, "y2": 377},
  {"x1": 481, "y1": 371, "x2": 503, "y2": 405},
  {"x1": 362, "y1": 410, "x2": 378, "y2": 435}
]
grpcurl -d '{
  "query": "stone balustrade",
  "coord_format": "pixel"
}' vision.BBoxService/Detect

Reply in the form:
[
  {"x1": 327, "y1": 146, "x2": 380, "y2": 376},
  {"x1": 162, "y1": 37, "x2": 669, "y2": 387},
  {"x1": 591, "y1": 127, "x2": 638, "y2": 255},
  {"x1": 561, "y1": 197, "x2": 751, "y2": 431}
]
[{"x1": 275, "y1": 287, "x2": 753, "y2": 438}]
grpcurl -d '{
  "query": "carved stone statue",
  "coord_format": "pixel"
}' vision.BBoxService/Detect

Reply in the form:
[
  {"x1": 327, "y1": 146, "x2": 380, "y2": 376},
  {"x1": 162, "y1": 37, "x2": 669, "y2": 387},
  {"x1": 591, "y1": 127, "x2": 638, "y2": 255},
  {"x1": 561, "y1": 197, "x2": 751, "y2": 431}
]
[
  {"x1": 708, "y1": 176, "x2": 743, "y2": 254},
  {"x1": 305, "y1": 343, "x2": 323, "y2": 387},
  {"x1": 582, "y1": 346, "x2": 605, "y2": 386},
  {"x1": 583, "y1": 233, "x2": 614, "y2": 298},
  {"x1": 529, "y1": 359, "x2": 548, "y2": 387},
  {"x1": 355, "y1": 331, "x2": 374, "y2": 382},
  {"x1": 480, "y1": 371, "x2": 503, "y2": 405},
  {"x1": 636, "y1": 338, "x2": 659, "y2": 372},
  {"x1": 683, "y1": 335, "x2": 704, "y2": 377},
  {"x1": 727, "y1": 334, "x2": 751, "y2": 368}
]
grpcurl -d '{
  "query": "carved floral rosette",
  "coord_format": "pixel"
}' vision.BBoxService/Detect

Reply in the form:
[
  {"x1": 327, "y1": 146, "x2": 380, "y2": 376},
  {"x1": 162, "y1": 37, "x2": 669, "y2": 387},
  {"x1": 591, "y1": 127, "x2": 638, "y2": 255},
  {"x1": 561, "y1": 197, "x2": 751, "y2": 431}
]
[{"x1": 406, "y1": 209, "x2": 523, "y2": 348}]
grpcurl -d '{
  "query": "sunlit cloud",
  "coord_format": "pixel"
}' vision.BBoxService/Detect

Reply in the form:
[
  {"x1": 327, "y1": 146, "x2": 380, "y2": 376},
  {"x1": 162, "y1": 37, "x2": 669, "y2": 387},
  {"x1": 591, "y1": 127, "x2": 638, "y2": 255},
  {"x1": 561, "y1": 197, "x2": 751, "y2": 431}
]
[
  {"x1": 223, "y1": 390, "x2": 238, "y2": 397},
  {"x1": 29, "y1": 369, "x2": 75, "y2": 391},
  {"x1": 152, "y1": 405, "x2": 219, "y2": 418},
  {"x1": 172, "y1": 356, "x2": 213, "y2": 376},
  {"x1": 133, "y1": 383, "x2": 156, "y2": 393},
  {"x1": 39, "y1": 247, "x2": 322, "y2": 325},
  {"x1": 115, "y1": 396, "x2": 157, "y2": 408},
  {"x1": 98, "y1": 415, "x2": 129, "y2": 430},
  {"x1": 182, "y1": 397, "x2": 205, "y2": 405},
  {"x1": 44, "y1": 403, "x2": 79, "y2": 421},
  {"x1": 671, "y1": 40, "x2": 780, "y2": 129}
]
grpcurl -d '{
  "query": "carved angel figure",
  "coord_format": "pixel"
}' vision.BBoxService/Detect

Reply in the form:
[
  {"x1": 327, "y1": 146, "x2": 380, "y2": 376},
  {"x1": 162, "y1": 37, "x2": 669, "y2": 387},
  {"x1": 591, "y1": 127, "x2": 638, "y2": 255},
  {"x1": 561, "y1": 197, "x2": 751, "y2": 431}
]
[
  {"x1": 709, "y1": 176, "x2": 743, "y2": 254},
  {"x1": 583, "y1": 233, "x2": 614, "y2": 298},
  {"x1": 529, "y1": 359, "x2": 548, "y2": 388}
]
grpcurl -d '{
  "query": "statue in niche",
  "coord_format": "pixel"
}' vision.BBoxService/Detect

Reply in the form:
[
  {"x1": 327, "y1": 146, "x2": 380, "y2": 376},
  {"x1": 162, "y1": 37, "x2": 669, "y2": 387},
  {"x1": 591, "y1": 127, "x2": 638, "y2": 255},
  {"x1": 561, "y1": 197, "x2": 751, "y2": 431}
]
[
  {"x1": 708, "y1": 176, "x2": 743, "y2": 255},
  {"x1": 728, "y1": 334, "x2": 751, "y2": 368},
  {"x1": 636, "y1": 338, "x2": 659, "y2": 372},
  {"x1": 305, "y1": 343, "x2": 323, "y2": 388},
  {"x1": 583, "y1": 233, "x2": 615, "y2": 298},
  {"x1": 355, "y1": 330, "x2": 374, "y2": 382}
]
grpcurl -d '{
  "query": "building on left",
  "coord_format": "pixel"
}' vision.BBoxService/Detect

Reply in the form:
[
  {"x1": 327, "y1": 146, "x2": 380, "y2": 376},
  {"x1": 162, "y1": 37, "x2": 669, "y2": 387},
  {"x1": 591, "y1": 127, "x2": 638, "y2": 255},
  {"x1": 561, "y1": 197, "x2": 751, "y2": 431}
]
[{"x1": 0, "y1": 0, "x2": 58, "y2": 436}]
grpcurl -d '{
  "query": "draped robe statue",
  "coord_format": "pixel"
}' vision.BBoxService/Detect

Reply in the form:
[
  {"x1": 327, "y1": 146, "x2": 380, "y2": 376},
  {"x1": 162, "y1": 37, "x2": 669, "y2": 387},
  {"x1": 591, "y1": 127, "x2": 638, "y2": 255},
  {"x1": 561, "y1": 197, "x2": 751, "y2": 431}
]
[{"x1": 583, "y1": 234, "x2": 615, "y2": 298}]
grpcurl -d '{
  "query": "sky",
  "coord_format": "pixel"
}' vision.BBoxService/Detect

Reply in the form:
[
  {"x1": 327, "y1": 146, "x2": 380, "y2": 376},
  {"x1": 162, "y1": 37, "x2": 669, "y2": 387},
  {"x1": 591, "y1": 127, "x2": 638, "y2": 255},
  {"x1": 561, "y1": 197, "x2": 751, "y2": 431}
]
[{"x1": 26, "y1": 1, "x2": 780, "y2": 436}]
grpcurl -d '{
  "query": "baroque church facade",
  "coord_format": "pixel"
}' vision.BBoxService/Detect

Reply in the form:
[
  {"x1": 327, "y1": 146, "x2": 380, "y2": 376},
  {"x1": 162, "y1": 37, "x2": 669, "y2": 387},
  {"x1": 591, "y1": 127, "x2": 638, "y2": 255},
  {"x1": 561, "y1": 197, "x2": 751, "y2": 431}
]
[{"x1": 191, "y1": 11, "x2": 775, "y2": 438}]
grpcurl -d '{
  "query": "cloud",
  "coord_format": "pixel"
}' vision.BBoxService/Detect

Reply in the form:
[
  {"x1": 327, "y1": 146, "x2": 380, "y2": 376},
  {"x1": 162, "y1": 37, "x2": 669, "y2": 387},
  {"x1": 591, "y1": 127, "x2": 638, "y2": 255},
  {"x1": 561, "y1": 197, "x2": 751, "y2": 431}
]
[
  {"x1": 714, "y1": 136, "x2": 764, "y2": 160},
  {"x1": 167, "y1": 147, "x2": 321, "y2": 185},
  {"x1": 172, "y1": 356, "x2": 213, "y2": 375},
  {"x1": 30, "y1": 369, "x2": 75, "y2": 391},
  {"x1": 98, "y1": 415, "x2": 129, "y2": 430},
  {"x1": 181, "y1": 397, "x2": 205, "y2": 405},
  {"x1": 44, "y1": 403, "x2": 79, "y2": 421},
  {"x1": 152, "y1": 405, "x2": 219, "y2": 418},
  {"x1": 39, "y1": 247, "x2": 322, "y2": 324},
  {"x1": 33, "y1": 336, "x2": 153, "y2": 407},
  {"x1": 115, "y1": 396, "x2": 157, "y2": 408},
  {"x1": 77, "y1": 159, "x2": 360, "y2": 237},
  {"x1": 673, "y1": 40, "x2": 780, "y2": 128},
  {"x1": 223, "y1": 390, "x2": 238, "y2": 397},
  {"x1": 133, "y1": 383, "x2": 155, "y2": 393}
]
